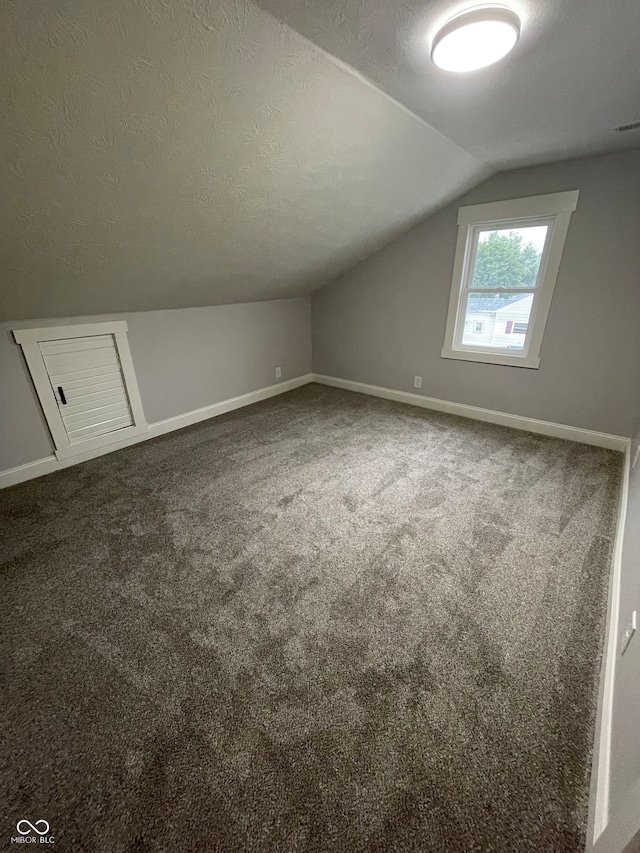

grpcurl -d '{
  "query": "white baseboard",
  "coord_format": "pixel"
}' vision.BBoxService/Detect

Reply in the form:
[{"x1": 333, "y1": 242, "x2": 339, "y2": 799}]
[
  {"x1": 150, "y1": 373, "x2": 312, "y2": 437},
  {"x1": 0, "y1": 455, "x2": 59, "y2": 488},
  {"x1": 0, "y1": 374, "x2": 313, "y2": 488},
  {"x1": 590, "y1": 776, "x2": 640, "y2": 853},
  {"x1": 1, "y1": 372, "x2": 629, "y2": 489},
  {"x1": 587, "y1": 442, "x2": 632, "y2": 852},
  {"x1": 311, "y1": 374, "x2": 630, "y2": 451}
]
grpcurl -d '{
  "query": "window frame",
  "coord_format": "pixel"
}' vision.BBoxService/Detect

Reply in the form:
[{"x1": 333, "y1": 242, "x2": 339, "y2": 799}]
[{"x1": 441, "y1": 190, "x2": 579, "y2": 369}]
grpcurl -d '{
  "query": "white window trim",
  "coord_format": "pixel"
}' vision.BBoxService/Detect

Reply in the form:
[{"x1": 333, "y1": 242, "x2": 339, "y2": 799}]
[
  {"x1": 441, "y1": 190, "x2": 579, "y2": 369},
  {"x1": 13, "y1": 321, "x2": 148, "y2": 460}
]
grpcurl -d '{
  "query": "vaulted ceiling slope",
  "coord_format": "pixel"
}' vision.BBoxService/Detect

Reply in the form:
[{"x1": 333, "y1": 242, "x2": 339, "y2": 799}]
[
  {"x1": 254, "y1": 0, "x2": 640, "y2": 167},
  {"x1": 0, "y1": 0, "x2": 487, "y2": 321},
  {"x1": 3, "y1": 0, "x2": 638, "y2": 321}
]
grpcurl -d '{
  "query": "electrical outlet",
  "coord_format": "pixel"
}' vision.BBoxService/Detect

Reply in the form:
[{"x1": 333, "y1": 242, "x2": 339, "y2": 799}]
[
  {"x1": 275, "y1": 367, "x2": 282, "y2": 378},
  {"x1": 414, "y1": 376, "x2": 422, "y2": 389},
  {"x1": 621, "y1": 610, "x2": 637, "y2": 656}
]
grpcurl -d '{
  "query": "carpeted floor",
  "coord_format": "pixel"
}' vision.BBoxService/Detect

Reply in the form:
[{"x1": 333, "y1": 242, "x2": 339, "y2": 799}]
[{"x1": 0, "y1": 384, "x2": 621, "y2": 852}]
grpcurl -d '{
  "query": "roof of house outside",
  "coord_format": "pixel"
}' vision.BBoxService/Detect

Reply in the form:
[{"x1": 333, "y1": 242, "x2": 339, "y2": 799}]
[{"x1": 467, "y1": 293, "x2": 531, "y2": 313}]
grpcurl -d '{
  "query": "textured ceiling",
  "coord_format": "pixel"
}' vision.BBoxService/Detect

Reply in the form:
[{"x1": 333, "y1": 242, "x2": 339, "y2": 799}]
[
  {"x1": 254, "y1": 0, "x2": 640, "y2": 166},
  {"x1": 0, "y1": 0, "x2": 486, "y2": 320},
  {"x1": 2, "y1": 0, "x2": 638, "y2": 321}
]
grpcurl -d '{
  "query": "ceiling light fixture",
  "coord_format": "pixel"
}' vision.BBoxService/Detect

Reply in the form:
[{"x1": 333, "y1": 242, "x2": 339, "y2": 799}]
[{"x1": 431, "y1": 6, "x2": 521, "y2": 73}]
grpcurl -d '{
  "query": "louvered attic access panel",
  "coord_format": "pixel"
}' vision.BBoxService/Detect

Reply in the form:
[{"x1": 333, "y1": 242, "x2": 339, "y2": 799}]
[
  {"x1": 40, "y1": 335, "x2": 134, "y2": 445},
  {"x1": 14, "y1": 321, "x2": 148, "y2": 461}
]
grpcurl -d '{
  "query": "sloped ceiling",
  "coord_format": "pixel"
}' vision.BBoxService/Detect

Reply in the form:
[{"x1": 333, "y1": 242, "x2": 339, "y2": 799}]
[
  {"x1": 2, "y1": 0, "x2": 638, "y2": 320},
  {"x1": 254, "y1": 0, "x2": 640, "y2": 166},
  {"x1": 0, "y1": 0, "x2": 486, "y2": 320}
]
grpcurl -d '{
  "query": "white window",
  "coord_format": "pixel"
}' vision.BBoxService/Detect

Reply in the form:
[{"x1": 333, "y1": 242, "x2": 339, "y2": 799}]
[
  {"x1": 441, "y1": 190, "x2": 578, "y2": 368},
  {"x1": 14, "y1": 321, "x2": 148, "y2": 460}
]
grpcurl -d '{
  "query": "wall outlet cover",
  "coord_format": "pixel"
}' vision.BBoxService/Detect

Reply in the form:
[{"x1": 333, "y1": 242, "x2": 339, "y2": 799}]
[
  {"x1": 275, "y1": 367, "x2": 282, "y2": 378},
  {"x1": 414, "y1": 376, "x2": 422, "y2": 389}
]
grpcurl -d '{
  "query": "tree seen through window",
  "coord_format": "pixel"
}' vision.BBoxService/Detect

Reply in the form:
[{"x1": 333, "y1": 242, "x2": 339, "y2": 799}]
[{"x1": 471, "y1": 229, "x2": 544, "y2": 293}]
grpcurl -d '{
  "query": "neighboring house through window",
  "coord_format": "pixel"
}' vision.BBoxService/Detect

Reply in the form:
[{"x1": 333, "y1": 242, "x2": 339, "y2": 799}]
[{"x1": 441, "y1": 190, "x2": 579, "y2": 368}]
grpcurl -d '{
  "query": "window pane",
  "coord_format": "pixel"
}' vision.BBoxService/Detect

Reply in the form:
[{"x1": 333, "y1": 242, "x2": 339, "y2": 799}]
[
  {"x1": 462, "y1": 292, "x2": 534, "y2": 350},
  {"x1": 470, "y1": 225, "x2": 548, "y2": 289}
]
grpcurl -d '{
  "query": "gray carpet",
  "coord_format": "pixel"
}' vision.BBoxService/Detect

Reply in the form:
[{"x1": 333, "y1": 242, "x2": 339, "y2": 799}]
[{"x1": 0, "y1": 383, "x2": 621, "y2": 852}]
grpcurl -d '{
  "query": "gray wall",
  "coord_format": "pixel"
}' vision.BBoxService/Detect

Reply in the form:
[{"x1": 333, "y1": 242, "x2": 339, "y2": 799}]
[
  {"x1": 1, "y1": 297, "x2": 311, "y2": 471},
  {"x1": 312, "y1": 150, "x2": 640, "y2": 437},
  {"x1": 609, "y1": 425, "x2": 640, "y2": 829}
]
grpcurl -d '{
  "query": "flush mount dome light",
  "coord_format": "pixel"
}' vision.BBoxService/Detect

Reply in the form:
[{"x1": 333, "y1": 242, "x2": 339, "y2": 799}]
[{"x1": 431, "y1": 6, "x2": 521, "y2": 72}]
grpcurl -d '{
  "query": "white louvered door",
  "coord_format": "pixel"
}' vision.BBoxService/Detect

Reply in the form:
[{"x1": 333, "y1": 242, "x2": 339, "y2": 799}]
[
  {"x1": 14, "y1": 321, "x2": 148, "y2": 461},
  {"x1": 39, "y1": 334, "x2": 134, "y2": 445}
]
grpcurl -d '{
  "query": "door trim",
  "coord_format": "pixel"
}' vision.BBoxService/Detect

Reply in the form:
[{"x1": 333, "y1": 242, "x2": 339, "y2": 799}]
[{"x1": 14, "y1": 321, "x2": 148, "y2": 460}]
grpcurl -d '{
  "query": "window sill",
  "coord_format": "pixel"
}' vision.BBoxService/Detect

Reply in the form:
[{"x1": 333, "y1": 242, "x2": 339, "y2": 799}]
[{"x1": 440, "y1": 348, "x2": 541, "y2": 369}]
